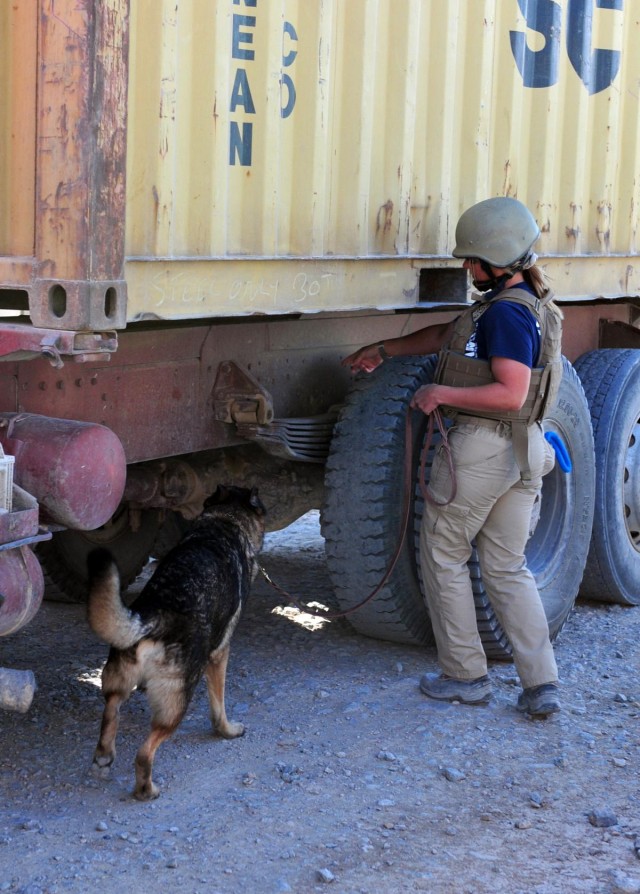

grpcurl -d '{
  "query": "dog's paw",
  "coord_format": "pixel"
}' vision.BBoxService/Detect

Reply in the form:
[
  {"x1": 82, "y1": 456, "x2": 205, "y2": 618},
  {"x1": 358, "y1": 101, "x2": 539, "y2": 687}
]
[
  {"x1": 216, "y1": 720, "x2": 245, "y2": 739},
  {"x1": 92, "y1": 753, "x2": 114, "y2": 777},
  {"x1": 133, "y1": 782, "x2": 160, "y2": 801}
]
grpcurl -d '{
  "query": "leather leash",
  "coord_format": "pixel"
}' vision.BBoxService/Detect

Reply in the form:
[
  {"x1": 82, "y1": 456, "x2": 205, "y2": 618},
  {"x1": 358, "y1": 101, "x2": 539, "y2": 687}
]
[
  {"x1": 420, "y1": 407, "x2": 457, "y2": 507},
  {"x1": 259, "y1": 406, "x2": 456, "y2": 620}
]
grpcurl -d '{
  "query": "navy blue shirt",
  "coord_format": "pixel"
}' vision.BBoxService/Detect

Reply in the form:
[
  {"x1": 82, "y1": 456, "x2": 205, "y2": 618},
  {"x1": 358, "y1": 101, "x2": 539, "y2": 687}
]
[{"x1": 471, "y1": 284, "x2": 541, "y2": 368}]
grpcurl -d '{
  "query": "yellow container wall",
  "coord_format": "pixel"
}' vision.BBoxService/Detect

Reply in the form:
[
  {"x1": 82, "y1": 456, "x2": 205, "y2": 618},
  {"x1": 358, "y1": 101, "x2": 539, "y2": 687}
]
[{"x1": 124, "y1": 1, "x2": 640, "y2": 317}]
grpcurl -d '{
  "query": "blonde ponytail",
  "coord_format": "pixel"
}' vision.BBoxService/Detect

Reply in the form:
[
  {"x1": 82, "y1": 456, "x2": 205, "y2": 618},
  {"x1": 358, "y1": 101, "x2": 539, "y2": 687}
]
[{"x1": 523, "y1": 265, "x2": 563, "y2": 318}]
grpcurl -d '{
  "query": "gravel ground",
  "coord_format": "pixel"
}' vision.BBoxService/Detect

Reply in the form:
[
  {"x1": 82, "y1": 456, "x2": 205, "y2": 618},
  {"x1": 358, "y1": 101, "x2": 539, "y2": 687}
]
[{"x1": 1, "y1": 511, "x2": 640, "y2": 894}]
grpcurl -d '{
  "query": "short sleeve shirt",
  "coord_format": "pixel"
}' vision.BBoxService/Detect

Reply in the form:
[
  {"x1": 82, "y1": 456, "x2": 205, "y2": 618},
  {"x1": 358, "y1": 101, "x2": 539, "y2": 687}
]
[{"x1": 471, "y1": 284, "x2": 541, "y2": 369}]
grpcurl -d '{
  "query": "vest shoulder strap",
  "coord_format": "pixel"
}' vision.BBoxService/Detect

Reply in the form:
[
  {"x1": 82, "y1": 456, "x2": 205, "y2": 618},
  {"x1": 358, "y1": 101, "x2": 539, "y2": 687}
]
[{"x1": 488, "y1": 286, "x2": 556, "y2": 319}]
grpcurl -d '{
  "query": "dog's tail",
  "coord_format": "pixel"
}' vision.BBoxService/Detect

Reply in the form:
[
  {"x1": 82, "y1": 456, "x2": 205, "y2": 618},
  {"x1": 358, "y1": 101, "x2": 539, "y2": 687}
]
[{"x1": 87, "y1": 548, "x2": 149, "y2": 649}]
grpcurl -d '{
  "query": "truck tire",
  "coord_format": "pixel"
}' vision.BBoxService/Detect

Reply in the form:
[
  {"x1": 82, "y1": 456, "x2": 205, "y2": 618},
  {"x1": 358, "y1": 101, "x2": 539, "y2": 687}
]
[
  {"x1": 39, "y1": 505, "x2": 162, "y2": 603},
  {"x1": 322, "y1": 355, "x2": 595, "y2": 653},
  {"x1": 322, "y1": 356, "x2": 438, "y2": 645},
  {"x1": 573, "y1": 348, "x2": 640, "y2": 604}
]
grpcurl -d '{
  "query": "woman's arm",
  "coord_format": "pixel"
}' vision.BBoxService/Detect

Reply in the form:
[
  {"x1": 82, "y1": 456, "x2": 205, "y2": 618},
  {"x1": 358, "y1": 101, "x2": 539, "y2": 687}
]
[
  {"x1": 410, "y1": 356, "x2": 532, "y2": 415},
  {"x1": 342, "y1": 319, "x2": 455, "y2": 374}
]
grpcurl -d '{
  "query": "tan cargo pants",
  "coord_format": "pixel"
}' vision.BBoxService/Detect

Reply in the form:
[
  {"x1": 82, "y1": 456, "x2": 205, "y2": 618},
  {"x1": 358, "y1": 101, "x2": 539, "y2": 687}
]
[{"x1": 419, "y1": 418, "x2": 558, "y2": 689}]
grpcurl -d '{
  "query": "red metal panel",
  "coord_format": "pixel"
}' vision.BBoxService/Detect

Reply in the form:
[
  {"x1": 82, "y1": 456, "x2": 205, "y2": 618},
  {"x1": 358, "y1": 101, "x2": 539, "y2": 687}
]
[
  {"x1": 30, "y1": 0, "x2": 129, "y2": 330},
  {"x1": 0, "y1": 316, "x2": 361, "y2": 462}
]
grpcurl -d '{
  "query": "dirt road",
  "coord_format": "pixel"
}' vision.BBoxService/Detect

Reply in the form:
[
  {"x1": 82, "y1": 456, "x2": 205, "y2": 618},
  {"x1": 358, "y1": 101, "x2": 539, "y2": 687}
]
[{"x1": 1, "y1": 512, "x2": 639, "y2": 894}]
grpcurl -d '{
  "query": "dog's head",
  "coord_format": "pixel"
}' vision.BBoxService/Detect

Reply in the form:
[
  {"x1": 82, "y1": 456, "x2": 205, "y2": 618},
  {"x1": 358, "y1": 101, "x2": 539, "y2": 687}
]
[{"x1": 203, "y1": 484, "x2": 266, "y2": 519}]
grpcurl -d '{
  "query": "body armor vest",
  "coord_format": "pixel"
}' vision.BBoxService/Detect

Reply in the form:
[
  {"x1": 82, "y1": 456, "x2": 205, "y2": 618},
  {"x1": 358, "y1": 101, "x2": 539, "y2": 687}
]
[{"x1": 433, "y1": 287, "x2": 563, "y2": 482}]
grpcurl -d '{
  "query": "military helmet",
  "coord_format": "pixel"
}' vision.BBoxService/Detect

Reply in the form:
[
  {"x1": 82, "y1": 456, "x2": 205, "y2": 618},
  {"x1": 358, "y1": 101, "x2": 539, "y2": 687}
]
[{"x1": 452, "y1": 197, "x2": 540, "y2": 268}]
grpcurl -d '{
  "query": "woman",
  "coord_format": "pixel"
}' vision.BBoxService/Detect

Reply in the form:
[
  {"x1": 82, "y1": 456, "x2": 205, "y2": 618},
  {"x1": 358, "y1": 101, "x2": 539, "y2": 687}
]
[{"x1": 343, "y1": 197, "x2": 562, "y2": 718}]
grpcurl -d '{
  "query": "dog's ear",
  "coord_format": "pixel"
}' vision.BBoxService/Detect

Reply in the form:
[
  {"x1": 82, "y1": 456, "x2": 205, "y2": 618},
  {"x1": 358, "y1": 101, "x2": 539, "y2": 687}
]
[
  {"x1": 249, "y1": 487, "x2": 267, "y2": 516},
  {"x1": 203, "y1": 485, "x2": 266, "y2": 515},
  {"x1": 203, "y1": 484, "x2": 229, "y2": 509}
]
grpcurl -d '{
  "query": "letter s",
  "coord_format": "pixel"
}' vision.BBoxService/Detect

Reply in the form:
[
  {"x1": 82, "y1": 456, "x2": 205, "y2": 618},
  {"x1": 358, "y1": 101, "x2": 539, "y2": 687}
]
[{"x1": 510, "y1": 0, "x2": 562, "y2": 88}]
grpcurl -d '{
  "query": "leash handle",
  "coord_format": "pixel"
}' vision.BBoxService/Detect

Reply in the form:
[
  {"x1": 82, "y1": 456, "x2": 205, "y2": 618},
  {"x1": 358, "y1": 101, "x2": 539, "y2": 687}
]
[{"x1": 420, "y1": 407, "x2": 457, "y2": 507}]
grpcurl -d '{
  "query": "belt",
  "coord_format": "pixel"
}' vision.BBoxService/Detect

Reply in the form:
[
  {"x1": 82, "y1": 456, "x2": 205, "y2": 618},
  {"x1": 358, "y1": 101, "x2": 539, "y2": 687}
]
[{"x1": 455, "y1": 414, "x2": 513, "y2": 431}]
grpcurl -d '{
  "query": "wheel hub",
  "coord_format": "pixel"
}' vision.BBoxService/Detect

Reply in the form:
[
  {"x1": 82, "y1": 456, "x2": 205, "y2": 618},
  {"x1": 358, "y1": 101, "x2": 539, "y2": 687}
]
[{"x1": 623, "y1": 418, "x2": 640, "y2": 552}]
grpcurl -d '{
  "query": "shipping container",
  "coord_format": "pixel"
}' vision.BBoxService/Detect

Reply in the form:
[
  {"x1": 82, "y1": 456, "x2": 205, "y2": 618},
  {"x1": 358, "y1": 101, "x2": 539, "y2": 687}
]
[{"x1": 1, "y1": 0, "x2": 640, "y2": 706}]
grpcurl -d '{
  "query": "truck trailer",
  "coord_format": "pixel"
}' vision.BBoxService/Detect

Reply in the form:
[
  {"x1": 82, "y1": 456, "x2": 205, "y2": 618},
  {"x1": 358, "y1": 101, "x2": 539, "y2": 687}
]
[{"x1": 1, "y1": 0, "x2": 639, "y2": 704}]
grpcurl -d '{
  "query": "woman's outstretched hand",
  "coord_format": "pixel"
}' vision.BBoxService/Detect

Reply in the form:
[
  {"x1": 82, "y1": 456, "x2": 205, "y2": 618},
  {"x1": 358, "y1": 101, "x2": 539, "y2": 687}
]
[{"x1": 341, "y1": 345, "x2": 384, "y2": 374}]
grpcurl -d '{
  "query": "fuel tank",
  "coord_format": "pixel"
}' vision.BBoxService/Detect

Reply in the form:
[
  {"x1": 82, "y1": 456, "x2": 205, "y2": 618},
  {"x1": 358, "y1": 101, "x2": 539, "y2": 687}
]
[{"x1": 0, "y1": 413, "x2": 126, "y2": 530}]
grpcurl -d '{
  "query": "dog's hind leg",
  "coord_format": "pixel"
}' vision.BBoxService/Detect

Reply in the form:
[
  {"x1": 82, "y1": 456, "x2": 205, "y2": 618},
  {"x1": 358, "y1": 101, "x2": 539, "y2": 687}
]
[
  {"x1": 93, "y1": 658, "x2": 136, "y2": 775},
  {"x1": 205, "y1": 645, "x2": 245, "y2": 739},
  {"x1": 93, "y1": 690, "x2": 125, "y2": 775},
  {"x1": 133, "y1": 678, "x2": 188, "y2": 800},
  {"x1": 133, "y1": 722, "x2": 177, "y2": 801}
]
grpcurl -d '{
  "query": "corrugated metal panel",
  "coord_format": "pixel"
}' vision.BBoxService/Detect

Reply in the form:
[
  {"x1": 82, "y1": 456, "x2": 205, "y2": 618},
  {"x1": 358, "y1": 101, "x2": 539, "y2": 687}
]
[
  {"x1": 123, "y1": 1, "x2": 637, "y2": 318},
  {"x1": 126, "y1": 1, "x2": 640, "y2": 267},
  {"x1": 107, "y1": 0, "x2": 640, "y2": 318},
  {"x1": 0, "y1": 3, "x2": 37, "y2": 258},
  {"x1": 126, "y1": 0, "x2": 429, "y2": 260},
  {"x1": 0, "y1": 0, "x2": 631, "y2": 320}
]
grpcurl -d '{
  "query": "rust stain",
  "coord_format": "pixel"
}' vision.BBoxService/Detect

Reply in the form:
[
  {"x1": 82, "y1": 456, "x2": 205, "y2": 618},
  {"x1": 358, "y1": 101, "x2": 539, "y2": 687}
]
[
  {"x1": 596, "y1": 201, "x2": 612, "y2": 253},
  {"x1": 565, "y1": 202, "x2": 581, "y2": 248},
  {"x1": 376, "y1": 200, "x2": 394, "y2": 235},
  {"x1": 625, "y1": 264, "x2": 633, "y2": 291},
  {"x1": 536, "y1": 202, "x2": 552, "y2": 234},
  {"x1": 502, "y1": 160, "x2": 513, "y2": 197}
]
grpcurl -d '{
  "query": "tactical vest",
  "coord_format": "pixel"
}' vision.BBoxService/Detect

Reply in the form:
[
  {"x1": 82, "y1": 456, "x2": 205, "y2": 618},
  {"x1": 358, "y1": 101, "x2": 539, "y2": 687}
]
[{"x1": 433, "y1": 287, "x2": 563, "y2": 483}]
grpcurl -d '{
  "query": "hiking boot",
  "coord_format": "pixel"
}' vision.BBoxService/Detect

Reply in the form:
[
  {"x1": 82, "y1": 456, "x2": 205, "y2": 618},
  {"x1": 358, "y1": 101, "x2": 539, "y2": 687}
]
[
  {"x1": 517, "y1": 683, "x2": 560, "y2": 717},
  {"x1": 419, "y1": 673, "x2": 492, "y2": 705}
]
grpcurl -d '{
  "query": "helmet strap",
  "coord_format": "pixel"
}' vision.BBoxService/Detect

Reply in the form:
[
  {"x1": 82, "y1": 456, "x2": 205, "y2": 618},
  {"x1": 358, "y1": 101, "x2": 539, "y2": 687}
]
[{"x1": 472, "y1": 260, "x2": 511, "y2": 293}]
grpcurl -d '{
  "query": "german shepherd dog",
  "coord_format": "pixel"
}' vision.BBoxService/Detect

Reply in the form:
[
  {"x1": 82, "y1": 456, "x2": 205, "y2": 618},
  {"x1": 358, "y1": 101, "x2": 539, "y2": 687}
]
[{"x1": 86, "y1": 485, "x2": 266, "y2": 800}]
